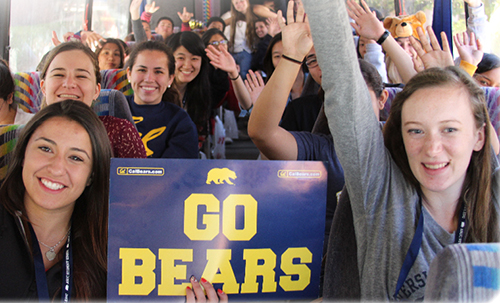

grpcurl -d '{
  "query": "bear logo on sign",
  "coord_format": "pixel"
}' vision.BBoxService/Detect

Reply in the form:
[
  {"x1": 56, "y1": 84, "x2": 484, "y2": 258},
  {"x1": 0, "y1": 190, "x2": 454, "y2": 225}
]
[{"x1": 206, "y1": 168, "x2": 237, "y2": 185}]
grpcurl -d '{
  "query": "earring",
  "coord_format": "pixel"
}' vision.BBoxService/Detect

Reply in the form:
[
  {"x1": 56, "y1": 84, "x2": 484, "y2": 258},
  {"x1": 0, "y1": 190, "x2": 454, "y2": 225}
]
[{"x1": 168, "y1": 85, "x2": 171, "y2": 89}]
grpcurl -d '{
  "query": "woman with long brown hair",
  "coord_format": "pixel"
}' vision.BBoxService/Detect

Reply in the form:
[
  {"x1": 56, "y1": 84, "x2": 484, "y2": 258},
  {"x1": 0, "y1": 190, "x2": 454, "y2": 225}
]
[{"x1": 0, "y1": 100, "x2": 112, "y2": 299}]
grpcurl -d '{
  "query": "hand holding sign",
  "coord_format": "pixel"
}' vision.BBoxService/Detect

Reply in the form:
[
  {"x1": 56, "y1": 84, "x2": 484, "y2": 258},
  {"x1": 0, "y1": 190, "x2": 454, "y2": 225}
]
[{"x1": 186, "y1": 276, "x2": 228, "y2": 303}]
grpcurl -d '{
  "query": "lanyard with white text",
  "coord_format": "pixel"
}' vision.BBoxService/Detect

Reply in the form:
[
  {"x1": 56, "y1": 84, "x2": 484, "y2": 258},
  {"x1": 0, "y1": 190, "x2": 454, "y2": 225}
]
[
  {"x1": 393, "y1": 198, "x2": 467, "y2": 300},
  {"x1": 29, "y1": 223, "x2": 73, "y2": 301}
]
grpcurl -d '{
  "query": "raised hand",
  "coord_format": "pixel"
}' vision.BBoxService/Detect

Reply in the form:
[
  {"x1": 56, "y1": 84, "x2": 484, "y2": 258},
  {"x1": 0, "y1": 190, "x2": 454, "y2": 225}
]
[
  {"x1": 185, "y1": 276, "x2": 228, "y2": 303},
  {"x1": 278, "y1": 0, "x2": 312, "y2": 62},
  {"x1": 81, "y1": 31, "x2": 105, "y2": 51},
  {"x1": 177, "y1": 7, "x2": 194, "y2": 23},
  {"x1": 244, "y1": 70, "x2": 265, "y2": 105},
  {"x1": 453, "y1": 31, "x2": 483, "y2": 66},
  {"x1": 410, "y1": 26, "x2": 454, "y2": 69},
  {"x1": 347, "y1": 0, "x2": 385, "y2": 41},
  {"x1": 267, "y1": 16, "x2": 281, "y2": 37},
  {"x1": 145, "y1": 1, "x2": 160, "y2": 14},
  {"x1": 205, "y1": 45, "x2": 238, "y2": 77},
  {"x1": 51, "y1": 31, "x2": 62, "y2": 46},
  {"x1": 129, "y1": 0, "x2": 142, "y2": 20}
]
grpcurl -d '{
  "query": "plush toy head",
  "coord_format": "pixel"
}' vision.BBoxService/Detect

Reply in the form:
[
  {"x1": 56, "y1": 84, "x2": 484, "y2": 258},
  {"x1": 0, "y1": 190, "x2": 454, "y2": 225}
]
[{"x1": 383, "y1": 11, "x2": 426, "y2": 40}]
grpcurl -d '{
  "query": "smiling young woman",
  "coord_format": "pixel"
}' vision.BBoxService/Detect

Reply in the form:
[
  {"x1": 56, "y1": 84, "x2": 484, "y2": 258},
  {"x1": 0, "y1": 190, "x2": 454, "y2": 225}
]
[
  {"x1": 39, "y1": 42, "x2": 146, "y2": 159},
  {"x1": 298, "y1": 0, "x2": 499, "y2": 300},
  {"x1": 125, "y1": 41, "x2": 199, "y2": 159},
  {"x1": 0, "y1": 100, "x2": 112, "y2": 299}
]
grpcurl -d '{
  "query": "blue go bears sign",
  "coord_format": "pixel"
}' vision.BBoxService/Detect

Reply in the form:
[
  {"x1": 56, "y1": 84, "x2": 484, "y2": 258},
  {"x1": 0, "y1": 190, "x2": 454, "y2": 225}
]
[{"x1": 107, "y1": 159, "x2": 327, "y2": 301}]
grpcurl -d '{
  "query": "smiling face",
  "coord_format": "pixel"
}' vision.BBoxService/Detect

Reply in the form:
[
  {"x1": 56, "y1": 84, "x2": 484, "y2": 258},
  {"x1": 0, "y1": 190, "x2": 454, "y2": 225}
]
[
  {"x1": 232, "y1": 0, "x2": 248, "y2": 14},
  {"x1": 255, "y1": 21, "x2": 268, "y2": 39},
  {"x1": 23, "y1": 117, "x2": 93, "y2": 216},
  {"x1": 41, "y1": 50, "x2": 100, "y2": 107},
  {"x1": 127, "y1": 50, "x2": 174, "y2": 105},
  {"x1": 98, "y1": 42, "x2": 121, "y2": 70},
  {"x1": 173, "y1": 45, "x2": 202, "y2": 86},
  {"x1": 401, "y1": 85, "x2": 485, "y2": 197}
]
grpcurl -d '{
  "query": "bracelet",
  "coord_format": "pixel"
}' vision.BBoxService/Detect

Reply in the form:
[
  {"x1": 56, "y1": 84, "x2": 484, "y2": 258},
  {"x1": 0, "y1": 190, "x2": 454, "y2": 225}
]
[
  {"x1": 281, "y1": 54, "x2": 303, "y2": 65},
  {"x1": 376, "y1": 30, "x2": 390, "y2": 45},
  {"x1": 229, "y1": 73, "x2": 240, "y2": 81}
]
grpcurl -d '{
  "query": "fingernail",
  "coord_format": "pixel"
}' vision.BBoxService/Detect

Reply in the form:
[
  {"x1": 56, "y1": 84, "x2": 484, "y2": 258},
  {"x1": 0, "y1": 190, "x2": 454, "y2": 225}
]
[
  {"x1": 190, "y1": 275, "x2": 197, "y2": 282},
  {"x1": 201, "y1": 277, "x2": 207, "y2": 283},
  {"x1": 217, "y1": 289, "x2": 224, "y2": 295},
  {"x1": 186, "y1": 286, "x2": 191, "y2": 290}
]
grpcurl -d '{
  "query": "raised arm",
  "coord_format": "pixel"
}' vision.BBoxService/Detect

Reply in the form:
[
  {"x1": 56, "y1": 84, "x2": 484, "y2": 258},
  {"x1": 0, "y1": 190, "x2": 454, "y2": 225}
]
[
  {"x1": 205, "y1": 45, "x2": 253, "y2": 110},
  {"x1": 347, "y1": 0, "x2": 417, "y2": 83},
  {"x1": 130, "y1": 0, "x2": 148, "y2": 43},
  {"x1": 247, "y1": 1, "x2": 312, "y2": 160}
]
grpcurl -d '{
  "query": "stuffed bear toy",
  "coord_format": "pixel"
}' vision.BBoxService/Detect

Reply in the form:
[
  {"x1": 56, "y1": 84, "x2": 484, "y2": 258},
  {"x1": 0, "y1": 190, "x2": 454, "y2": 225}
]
[{"x1": 383, "y1": 11, "x2": 426, "y2": 40}]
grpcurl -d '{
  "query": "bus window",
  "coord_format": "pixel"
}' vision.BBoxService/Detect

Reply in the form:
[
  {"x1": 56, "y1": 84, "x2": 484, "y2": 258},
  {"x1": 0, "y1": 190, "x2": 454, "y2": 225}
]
[{"x1": 10, "y1": 0, "x2": 87, "y2": 72}]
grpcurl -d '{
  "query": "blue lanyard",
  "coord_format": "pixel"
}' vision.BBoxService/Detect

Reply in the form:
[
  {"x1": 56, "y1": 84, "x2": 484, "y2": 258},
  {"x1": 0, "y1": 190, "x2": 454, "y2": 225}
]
[
  {"x1": 28, "y1": 223, "x2": 73, "y2": 301},
  {"x1": 393, "y1": 198, "x2": 467, "y2": 300}
]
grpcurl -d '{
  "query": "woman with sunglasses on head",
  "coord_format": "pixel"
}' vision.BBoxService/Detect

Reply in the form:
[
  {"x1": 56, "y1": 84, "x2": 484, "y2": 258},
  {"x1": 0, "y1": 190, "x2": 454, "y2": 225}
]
[
  {"x1": 202, "y1": 28, "x2": 253, "y2": 113},
  {"x1": 298, "y1": 0, "x2": 499, "y2": 300}
]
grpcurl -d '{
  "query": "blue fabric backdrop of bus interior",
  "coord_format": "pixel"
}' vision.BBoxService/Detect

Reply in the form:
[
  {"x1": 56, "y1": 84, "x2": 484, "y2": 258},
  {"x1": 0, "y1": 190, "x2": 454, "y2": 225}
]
[{"x1": 107, "y1": 158, "x2": 328, "y2": 301}]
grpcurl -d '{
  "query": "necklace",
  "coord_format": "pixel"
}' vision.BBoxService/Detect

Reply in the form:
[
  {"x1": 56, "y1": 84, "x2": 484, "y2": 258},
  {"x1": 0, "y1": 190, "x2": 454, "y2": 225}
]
[{"x1": 38, "y1": 228, "x2": 71, "y2": 261}]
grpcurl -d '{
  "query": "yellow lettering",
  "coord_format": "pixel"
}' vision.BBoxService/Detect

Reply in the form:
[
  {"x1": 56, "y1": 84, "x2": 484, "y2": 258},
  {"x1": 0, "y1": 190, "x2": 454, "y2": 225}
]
[
  {"x1": 118, "y1": 248, "x2": 156, "y2": 295},
  {"x1": 241, "y1": 249, "x2": 277, "y2": 293},
  {"x1": 279, "y1": 247, "x2": 312, "y2": 291},
  {"x1": 141, "y1": 127, "x2": 167, "y2": 157},
  {"x1": 222, "y1": 195, "x2": 257, "y2": 241},
  {"x1": 184, "y1": 194, "x2": 220, "y2": 241},
  {"x1": 201, "y1": 249, "x2": 240, "y2": 294},
  {"x1": 158, "y1": 249, "x2": 193, "y2": 296}
]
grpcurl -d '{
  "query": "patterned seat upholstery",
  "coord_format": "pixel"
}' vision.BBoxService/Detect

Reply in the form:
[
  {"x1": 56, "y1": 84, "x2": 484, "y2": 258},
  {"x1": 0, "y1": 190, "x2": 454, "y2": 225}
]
[
  {"x1": 12, "y1": 72, "x2": 43, "y2": 113},
  {"x1": 425, "y1": 243, "x2": 500, "y2": 301},
  {"x1": 100, "y1": 69, "x2": 133, "y2": 96}
]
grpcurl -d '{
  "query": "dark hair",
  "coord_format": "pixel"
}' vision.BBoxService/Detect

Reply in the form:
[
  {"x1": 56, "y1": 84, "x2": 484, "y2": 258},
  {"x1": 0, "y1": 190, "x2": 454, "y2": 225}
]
[
  {"x1": 359, "y1": 59, "x2": 384, "y2": 98},
  {"x1": 167, "y1": 32, "x2": 211, "y2": 137},
  {"x1": 157, "y1": 16, "x2": 174, "y2": 28},
  {"x1": 0, "y1": 100, "x2": 112, "y2": 299},
  {"x1": 201, "y1": 28, "x2": 228, "y2": 47},
  {"x1": 229, "y1": 0, "x2": 257, "y2": 52},
  {"x1": 384, "y1": 66, "x2": 496, "y2": 242},
  {"x1": 126, "y1": 40, "x2": 180, "y2": 107},
  {"x1": 263, "y1": 32, "x2": 282, "y2": 80},
  {"x1": 0, "y1": 59, "x2": 14, "y2": 104},
  {"x1": 476, "y1": 53, "x2": 500, "y2": 74},
  {"x1": 41, "y1": 42, "x2": 101, "y2": 86},
  {"x1": 206, "y1": 16, "x2": 226, "y2": 32},
  {"x1": 95, "y1": 38, "x2": 125, "y2": 69}
]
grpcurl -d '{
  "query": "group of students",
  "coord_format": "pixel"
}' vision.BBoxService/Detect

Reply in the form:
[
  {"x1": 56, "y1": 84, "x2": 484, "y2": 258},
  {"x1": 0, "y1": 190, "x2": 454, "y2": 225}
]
[{"x1": 1, "y1": 0, "x2": 500, "y2": 301}]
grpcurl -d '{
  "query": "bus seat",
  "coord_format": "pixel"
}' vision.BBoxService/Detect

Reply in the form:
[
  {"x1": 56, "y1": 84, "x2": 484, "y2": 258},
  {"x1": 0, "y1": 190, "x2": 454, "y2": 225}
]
[
  {"x1": 425, "y1": 243, "x2": 500, "y2": 301},
  {"x1": 100, "y1": 69, "x2": 133, "y2": 96},
  {"x1": 12, "y1": 71, "x2": 42, "y2": 114},
  {"x1": 95, "y1": 89, "x2": 134, "y2": 125},
  {"x1": 0, "y1": 124, "x2": 23, "y2": 181},
  {"x1": 322, "y1": 187, "x2": 361, "y2": 300}
]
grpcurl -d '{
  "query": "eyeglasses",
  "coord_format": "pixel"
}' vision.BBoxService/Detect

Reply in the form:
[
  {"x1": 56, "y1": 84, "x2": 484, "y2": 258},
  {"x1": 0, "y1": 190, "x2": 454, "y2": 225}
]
[
  {"x1": 305, "y1": 55, "x2": 318, "y2": 68},
  {"x1": 210, "y1": 40, "x2": 228, "y2": 46}
]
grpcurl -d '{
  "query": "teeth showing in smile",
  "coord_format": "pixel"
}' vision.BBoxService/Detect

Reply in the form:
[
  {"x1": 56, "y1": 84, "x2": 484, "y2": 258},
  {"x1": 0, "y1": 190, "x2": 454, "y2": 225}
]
[
  {"x1": 181, "y1": 71, "x2": 192, "y2": 75},
  {"x1": 59, "y1": 94, "x2": 79, "y2": 99},
  {"x1": 142, "y1": 87, "x2": 156, "y2": 91},
  {"x1": 423, "y1": 163, "x2": 448, "y2": 169},
  {"x1": 41, "y1": 178, "x2": 64, "y2": 190}
]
